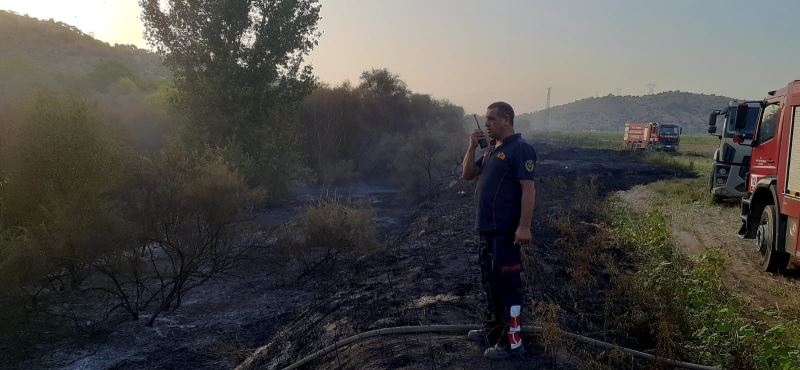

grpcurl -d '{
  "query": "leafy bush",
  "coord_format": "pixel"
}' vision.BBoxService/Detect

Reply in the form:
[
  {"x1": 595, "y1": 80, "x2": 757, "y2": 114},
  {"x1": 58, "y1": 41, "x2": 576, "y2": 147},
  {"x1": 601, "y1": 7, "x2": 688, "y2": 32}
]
[
  {"x1": 297, "y1": 72, "x2": 467, "y2": 197},
  {"x1": 647, "y1": 177, "x2": 710, "y2": 205},
  {"x1": 86, "y1": 61, "x2": 137, "y2": 92},
  {"x1": 0, "y1": 93, "x2": 128, "y2": 291},
  {"x1": 219, "y1": 132, "x2": 311, "y2": 197}
]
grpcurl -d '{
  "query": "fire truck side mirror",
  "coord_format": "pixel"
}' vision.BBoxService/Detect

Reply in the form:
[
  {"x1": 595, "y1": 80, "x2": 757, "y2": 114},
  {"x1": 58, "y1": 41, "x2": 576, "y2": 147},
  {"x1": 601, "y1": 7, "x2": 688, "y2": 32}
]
[{"x1": 708, "y1": 110, "x2": 719, "y2": 128}]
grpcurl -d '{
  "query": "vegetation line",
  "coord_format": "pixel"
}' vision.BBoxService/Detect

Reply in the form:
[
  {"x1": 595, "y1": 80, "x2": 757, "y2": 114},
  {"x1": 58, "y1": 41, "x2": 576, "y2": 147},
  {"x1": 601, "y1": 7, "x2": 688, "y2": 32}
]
[{"x1": 607, "y1": 199, "x2": 800, "y2": 369}]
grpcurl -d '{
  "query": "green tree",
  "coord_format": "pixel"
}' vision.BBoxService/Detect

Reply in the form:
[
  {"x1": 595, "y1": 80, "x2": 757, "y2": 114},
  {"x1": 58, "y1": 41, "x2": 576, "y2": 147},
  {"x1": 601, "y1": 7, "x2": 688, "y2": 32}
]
[
  {"x1": 86, "y1": 61, "x2": 137, "y2": 92},
  {"x1": 139, "y1": 0, "x2": 321, "y2": 152},
  {"x1": 359, "y1": 68, "x2": 410, "y2": 99},
  {"x1": 0, "y1": 93, "x2": 127, "y2": 291}
]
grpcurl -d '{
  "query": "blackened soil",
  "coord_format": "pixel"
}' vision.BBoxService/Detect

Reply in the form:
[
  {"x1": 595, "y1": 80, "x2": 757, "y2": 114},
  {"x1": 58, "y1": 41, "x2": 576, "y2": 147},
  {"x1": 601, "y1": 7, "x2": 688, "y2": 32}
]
[
  {"x1": 10, "y1": 143, "x2": 694, "y2": 370},
  {"x1": 239, "y1": 143, "x2": 696, "y2": 370}
]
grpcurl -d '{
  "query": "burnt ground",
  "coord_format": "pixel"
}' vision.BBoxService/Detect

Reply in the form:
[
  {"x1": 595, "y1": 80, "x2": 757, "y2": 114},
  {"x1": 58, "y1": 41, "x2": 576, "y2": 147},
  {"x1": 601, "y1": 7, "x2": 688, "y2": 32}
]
[
  {"x1": 239, "y1": 143, "x2": 696, "y2": 370},
  {"x1": 7, "y1": 143, "x2": 695, "y2": 370}
]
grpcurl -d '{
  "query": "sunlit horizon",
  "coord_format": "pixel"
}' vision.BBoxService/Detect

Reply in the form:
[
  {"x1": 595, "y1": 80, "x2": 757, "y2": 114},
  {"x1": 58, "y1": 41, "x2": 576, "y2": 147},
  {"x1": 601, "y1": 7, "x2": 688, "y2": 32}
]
[{"x1": 2, "y1": 0, "x2": 799, "y2": 114}]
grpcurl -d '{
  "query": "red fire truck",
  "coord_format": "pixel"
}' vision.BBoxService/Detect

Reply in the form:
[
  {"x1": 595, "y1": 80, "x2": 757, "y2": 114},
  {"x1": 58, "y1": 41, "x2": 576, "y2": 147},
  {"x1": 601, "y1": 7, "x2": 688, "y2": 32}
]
[
  {"x1": 623, "y1": 122, "x2": 682, "y2": 151},
  {"x1": 734, "y1": 80, "x2": 800, "y2": 272}
]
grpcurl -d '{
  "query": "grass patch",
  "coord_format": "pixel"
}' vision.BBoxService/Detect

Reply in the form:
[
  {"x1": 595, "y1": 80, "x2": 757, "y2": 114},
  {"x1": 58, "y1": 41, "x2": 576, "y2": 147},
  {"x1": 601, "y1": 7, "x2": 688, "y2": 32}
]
[
  {"x1": 647, "y1": 177, "x2": 711, "y2": 205},
  {"x1": 535, "y1": 131, "x2": 622, "y2": 150},
  {"x1": 642, "y1": 151, "x2": 712, "y2": 175},
  {"x1": 607, "y1": 199, "x2": 800, "y2": 369},
  {"x1": 680, "y1": 135, "x2": 720, "y2": 146}
]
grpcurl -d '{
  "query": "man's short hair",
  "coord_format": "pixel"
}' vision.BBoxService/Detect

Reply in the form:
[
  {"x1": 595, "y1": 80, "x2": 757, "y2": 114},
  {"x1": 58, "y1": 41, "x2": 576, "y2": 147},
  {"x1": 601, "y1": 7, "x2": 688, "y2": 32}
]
[{"x1": 488, "y1": 102, "x2": 515, "y2": 124}]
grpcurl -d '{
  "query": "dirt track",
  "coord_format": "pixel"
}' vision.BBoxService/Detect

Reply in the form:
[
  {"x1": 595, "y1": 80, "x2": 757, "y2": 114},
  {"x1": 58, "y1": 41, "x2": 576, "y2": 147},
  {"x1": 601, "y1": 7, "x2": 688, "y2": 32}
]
[{"x1": 618, "y1": 185, "x2": 800, "y2": 316}]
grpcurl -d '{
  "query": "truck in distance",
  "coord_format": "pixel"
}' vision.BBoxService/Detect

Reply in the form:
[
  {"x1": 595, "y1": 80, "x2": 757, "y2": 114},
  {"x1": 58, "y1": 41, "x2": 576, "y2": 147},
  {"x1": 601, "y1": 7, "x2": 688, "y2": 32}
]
[{"x1": 623, "y1": 122, "x2": 682, "y2": 151}]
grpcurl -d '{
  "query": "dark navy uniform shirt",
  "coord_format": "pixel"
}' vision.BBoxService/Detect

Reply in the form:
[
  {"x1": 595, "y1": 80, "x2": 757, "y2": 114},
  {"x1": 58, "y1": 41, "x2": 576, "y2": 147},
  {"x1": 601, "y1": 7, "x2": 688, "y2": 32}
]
[{"x1": 474, "y1": 133, "x2": 537, "y2": 232}]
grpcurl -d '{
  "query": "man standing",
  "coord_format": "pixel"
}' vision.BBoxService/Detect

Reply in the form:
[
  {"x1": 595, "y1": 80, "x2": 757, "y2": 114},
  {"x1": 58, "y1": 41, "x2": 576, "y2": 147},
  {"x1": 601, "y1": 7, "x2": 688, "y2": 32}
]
[{"x1": 462, "y1": 102, "x2": 536, "y2": 360}]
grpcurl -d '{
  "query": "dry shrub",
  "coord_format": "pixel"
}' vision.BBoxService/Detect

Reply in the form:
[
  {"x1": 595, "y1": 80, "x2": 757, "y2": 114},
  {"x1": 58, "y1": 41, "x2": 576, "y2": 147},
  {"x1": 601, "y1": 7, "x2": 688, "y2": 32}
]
[
  {"x1": 92, "y1": 142, "x2": 265, "y2": 325},
  {"x1": 207, "y1": 337, "x2": 255, "y2": 367},
  {"x1": 303, "y1": 198, "x2": 380, "y2": 255},
  {"x1": 654, "y1": 319, "x2": 678, "y2": 369},
  {"x1": 550, "y1": 214, "x2": 577, "y2": 240},
  {"x1": 541, "y1": 175, "x2": 569, "y2": 193},
  {"x1": 572, "y1": 175, "x2": 600, "y2": 213},
  {"x1": 535, "y1": 302, "x2": 565, "y2": 352}
]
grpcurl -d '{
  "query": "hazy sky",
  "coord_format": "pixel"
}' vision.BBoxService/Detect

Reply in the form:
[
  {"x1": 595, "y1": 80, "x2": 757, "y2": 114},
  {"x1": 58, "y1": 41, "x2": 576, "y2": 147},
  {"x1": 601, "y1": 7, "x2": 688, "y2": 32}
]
[{"x1": 2, "y1": 0, "x2": 799, "y2": 114}]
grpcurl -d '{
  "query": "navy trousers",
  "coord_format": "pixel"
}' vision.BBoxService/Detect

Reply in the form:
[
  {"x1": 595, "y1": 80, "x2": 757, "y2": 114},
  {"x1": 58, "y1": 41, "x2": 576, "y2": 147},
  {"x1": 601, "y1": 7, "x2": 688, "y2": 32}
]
[{"x1": 478, "y1": 231, "x2": 524, "y2": 346}]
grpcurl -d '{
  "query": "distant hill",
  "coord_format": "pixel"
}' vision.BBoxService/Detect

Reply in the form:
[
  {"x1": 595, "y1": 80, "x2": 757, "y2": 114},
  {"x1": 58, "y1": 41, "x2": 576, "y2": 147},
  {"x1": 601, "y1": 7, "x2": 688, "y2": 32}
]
[
  {"x1": 0, "y1": 10, "x2": 175, "y2": 150},
  {"x1": 518, "y1": 91, "x2": 738, "y2": 134},
  {"x1": 0, "y1": 10, "x2": 169, "y2": 104},
  {"x1": 0, "y1": 10, "x2": 167, "y2": 78}
]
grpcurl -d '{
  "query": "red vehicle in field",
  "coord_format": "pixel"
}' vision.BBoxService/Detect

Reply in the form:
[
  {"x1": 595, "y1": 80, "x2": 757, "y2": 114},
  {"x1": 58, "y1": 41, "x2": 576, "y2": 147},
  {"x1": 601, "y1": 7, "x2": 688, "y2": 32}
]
[
  {"x1": 735, "y1": 80, "x2": 800, "y2": 271},
  {"x1": 623, "y1": 122, "x2": 682, "y2": 151}
]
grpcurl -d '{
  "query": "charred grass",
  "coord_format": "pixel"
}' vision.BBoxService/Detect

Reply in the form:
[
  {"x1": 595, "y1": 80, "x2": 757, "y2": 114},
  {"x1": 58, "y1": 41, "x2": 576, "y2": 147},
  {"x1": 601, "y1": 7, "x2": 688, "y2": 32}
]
[{"x1": 528, "y1": 175, "x2": 653, "y2": 369}]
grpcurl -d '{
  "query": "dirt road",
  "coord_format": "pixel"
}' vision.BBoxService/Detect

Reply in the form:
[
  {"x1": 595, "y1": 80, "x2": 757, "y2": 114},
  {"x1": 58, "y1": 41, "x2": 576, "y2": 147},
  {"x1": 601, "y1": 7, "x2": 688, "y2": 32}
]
[{"x1": 618, "y1": 185, "x2": 800, "y2": 316}]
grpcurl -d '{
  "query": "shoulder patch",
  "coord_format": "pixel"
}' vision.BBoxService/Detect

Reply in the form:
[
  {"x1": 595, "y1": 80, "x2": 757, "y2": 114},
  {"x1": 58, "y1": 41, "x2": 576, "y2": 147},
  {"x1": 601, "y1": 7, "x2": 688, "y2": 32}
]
[
  {"x1": 525, "y1": 160, "x2": 535, "y2": 172},
  {"x1": 497, "y1": 152, "x2": 506, "y2": 160}
]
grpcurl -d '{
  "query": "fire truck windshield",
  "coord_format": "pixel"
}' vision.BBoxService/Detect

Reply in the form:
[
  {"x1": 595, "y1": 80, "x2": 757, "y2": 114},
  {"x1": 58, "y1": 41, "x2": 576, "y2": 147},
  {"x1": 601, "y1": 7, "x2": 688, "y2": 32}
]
[
  {"x1": 659, "y1": 126, "x2": 679, "y2": 135},
  {"x1": 725, "y1": 106, "x2": 761, "y2": 137}
]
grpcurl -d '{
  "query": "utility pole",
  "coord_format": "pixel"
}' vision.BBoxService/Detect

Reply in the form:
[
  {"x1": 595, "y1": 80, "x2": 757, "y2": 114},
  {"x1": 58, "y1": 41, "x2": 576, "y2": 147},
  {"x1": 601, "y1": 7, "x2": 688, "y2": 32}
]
[{"x1": 544, "y1": 87, "x2": 551, "y2": 132}]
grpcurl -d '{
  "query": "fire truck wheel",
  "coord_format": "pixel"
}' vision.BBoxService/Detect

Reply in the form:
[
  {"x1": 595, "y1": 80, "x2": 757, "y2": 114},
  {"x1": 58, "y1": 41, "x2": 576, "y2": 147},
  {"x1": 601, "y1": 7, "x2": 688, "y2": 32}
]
[{"x1": 756, "y1": 205, "x2": 779, "y2": 272}]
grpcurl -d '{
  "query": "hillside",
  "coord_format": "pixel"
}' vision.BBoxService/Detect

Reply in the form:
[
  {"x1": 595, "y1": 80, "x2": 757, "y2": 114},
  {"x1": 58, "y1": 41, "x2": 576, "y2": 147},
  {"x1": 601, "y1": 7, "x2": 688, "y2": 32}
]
[
  {"x1": 0, "y1": 10, "x2": 168, "y2": 104},
  {"x1": 518, "y1": 91, "x2": 738, "y2": 134},
  {"x1": 0, "y1": 10, "x2": 166, "y2": 77},
  {"x1": 0, "y1": 10, "x2": 175, "y2": 150}
]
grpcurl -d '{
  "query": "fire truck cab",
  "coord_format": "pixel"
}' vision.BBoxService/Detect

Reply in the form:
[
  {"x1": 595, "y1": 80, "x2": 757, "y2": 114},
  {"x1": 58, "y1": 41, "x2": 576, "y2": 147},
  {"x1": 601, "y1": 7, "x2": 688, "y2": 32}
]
[
  {"x1": 707, "y1": 101, "x2": 761, "y2": 201},
  {"x1": 735, "y1": 80, "x2": 800, "y2": 272}
]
